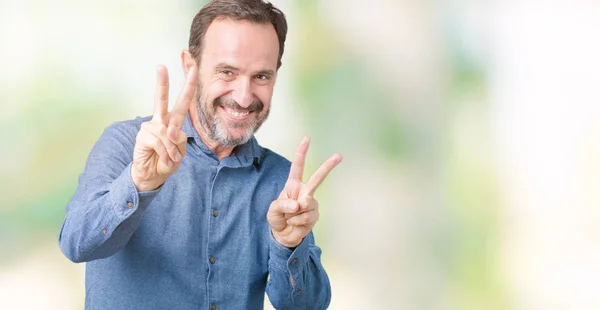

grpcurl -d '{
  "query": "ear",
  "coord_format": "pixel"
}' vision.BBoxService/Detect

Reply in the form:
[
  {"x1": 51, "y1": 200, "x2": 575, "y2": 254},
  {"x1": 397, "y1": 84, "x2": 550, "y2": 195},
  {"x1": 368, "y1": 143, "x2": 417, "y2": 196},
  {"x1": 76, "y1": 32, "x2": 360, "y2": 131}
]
[{"x1": 181, "y1": 50, "x2": 197, "y2": 77}]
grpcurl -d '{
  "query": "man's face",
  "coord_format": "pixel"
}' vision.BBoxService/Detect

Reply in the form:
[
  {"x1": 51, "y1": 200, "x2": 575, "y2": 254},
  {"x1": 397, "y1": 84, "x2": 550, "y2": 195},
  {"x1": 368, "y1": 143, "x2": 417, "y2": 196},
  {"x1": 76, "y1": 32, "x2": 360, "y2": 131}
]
[{"x1": 195, "y1": 18, "x2": 279, "y2": 147}]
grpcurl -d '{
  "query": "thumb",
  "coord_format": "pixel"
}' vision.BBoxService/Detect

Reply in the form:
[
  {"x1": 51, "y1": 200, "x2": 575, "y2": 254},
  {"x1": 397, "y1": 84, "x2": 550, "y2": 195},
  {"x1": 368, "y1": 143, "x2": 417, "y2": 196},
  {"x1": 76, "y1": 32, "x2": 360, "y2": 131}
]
[{"x1": 267, "y1": 199, "x2": 299, "y2": 231}]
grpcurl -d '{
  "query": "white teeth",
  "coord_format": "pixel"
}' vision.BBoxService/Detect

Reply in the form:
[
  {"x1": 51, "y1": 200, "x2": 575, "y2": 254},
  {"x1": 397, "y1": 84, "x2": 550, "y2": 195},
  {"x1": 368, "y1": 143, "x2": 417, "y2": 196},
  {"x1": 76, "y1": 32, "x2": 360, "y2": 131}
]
[{"x1": 225, "y1": 108, "x2": 249, "y2": 117}]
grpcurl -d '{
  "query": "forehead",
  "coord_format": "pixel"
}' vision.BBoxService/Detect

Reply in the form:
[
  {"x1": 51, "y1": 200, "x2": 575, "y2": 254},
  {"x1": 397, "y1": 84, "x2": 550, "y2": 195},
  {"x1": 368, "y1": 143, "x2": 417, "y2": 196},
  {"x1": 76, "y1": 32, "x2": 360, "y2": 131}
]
[{"x1": 201, "y1": 18, "x2": 279, "y2": 71}]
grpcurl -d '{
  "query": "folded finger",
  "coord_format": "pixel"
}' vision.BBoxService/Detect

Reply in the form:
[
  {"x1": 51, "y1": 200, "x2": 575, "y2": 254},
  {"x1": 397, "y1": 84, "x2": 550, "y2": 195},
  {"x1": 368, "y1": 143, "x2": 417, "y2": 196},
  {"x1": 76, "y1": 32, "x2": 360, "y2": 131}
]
[
  {"x1": 167, "y1": 125, "x2": 188, "y2": 158},
  {"x1": 286, "y1": 209, "x2": 319, "y2": 227},
  {"x1": 268, "y1": 198, "x2": 300, "y2": 217},
  {"x1": 141, "y1": 122, "x2": 182, "y2": 163},
  {"x1": 298, "y1": 196, "x2": 318, "y2": 213},
  {"x1": 136, "y1": 129, "x2": 171, "y2": 166}
]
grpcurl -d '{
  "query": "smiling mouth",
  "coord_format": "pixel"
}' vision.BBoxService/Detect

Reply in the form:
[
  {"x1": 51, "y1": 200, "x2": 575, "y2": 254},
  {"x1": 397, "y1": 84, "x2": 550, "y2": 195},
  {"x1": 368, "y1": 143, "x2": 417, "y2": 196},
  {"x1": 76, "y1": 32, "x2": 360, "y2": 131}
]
[{"x1": 222, "y1": 106, "x2": 253, "y2": 120}]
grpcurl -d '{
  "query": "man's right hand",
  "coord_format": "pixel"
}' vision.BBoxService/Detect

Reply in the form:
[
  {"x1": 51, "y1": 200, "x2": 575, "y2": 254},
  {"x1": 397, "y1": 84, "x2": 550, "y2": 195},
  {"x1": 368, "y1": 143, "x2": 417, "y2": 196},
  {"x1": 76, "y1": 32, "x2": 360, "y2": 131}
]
[{"x1": 131, "y1": 65, "x2": 198, "y2": 192}]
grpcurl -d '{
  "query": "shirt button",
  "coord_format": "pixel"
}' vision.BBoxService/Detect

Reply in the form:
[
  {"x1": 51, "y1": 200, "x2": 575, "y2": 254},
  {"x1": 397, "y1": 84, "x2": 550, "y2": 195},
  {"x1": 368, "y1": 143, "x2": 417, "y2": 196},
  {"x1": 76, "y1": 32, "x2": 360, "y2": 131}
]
[
  {"x1": 296, "y1": 289, "x2": 302, "y2": 295},
  {"x1": 127, "y1": 202, "x2": 134, "y2": 209},
  {"x1": 212, "y1": 209, "x2": 219, "y2": 217},
  {"x1": 211, "y1": 304, "x2": 216, "y2": 310},
  {"x1": 102, "y1": 229, "x2": 107, "y2": 235},
  {"x1": 290, "y1": 258, "x2": 297, "y2": 265},
  {"x1": 209, "y1": 256, "x2": 215, "y2": 264}
]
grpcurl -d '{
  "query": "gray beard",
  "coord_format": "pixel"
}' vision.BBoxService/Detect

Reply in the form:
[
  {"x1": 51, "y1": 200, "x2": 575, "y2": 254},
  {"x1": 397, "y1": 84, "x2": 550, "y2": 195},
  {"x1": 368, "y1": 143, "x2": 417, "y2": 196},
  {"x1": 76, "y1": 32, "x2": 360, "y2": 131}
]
[{"x1": 196, "y1": 92, "x2": 269, "y2": 147}]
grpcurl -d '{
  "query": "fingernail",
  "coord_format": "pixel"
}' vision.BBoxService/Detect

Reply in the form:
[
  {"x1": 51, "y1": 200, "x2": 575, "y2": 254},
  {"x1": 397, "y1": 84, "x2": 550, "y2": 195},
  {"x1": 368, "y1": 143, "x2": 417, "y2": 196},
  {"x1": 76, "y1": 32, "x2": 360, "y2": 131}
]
[
  {"x1": 287, "y1": 204, "x2": 297, "y2": 212},
  {"x1": 175, "y1": 152, "x2": 182, "y2": 162},
  {"x1": 170, "y1": 126, "x2": 179, "y2": 139}
]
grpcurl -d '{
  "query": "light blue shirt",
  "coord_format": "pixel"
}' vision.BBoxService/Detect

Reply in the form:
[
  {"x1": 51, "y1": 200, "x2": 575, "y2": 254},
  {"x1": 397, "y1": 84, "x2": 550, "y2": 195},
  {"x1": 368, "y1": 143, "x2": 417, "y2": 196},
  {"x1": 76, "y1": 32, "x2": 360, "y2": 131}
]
[{"x1": 58, "y1": 115, "x2": 331, "y2": 309}]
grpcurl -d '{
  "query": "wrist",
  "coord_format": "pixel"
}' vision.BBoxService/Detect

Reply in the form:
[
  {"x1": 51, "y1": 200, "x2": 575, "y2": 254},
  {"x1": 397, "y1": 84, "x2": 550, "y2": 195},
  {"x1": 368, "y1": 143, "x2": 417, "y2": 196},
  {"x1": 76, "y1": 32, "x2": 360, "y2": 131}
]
[
  {"x1": 130, "y1": 166, "x2": 164, "y2": 192},
  {"x1": 271, "y1": 229, "x2": 300, "y2": 250},
  {"x1": 133, "y1": 180, "x2": 163, "y2": 192}
]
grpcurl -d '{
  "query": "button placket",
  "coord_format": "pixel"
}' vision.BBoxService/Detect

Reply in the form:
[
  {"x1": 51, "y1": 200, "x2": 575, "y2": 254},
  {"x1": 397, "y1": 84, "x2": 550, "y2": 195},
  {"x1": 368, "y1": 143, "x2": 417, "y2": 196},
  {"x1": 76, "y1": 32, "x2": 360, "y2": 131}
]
[{"x1": 206, "y1": 169, "x2": 219, "y2": 309}]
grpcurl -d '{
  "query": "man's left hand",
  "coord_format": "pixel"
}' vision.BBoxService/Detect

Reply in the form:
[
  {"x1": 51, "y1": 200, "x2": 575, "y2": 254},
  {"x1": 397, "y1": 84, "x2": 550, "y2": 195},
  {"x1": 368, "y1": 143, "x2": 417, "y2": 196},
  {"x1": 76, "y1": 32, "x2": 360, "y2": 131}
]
[{"x1": 267, "y1": 137, "x2": 342, "y2": 248}]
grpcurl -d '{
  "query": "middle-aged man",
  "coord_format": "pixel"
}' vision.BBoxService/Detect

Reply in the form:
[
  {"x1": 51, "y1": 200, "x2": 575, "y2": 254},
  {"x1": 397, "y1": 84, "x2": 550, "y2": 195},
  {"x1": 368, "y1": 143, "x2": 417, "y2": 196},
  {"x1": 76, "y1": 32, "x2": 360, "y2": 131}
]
[{"x1": 58, "y1": 0, "x2": 342, "y2": 309}]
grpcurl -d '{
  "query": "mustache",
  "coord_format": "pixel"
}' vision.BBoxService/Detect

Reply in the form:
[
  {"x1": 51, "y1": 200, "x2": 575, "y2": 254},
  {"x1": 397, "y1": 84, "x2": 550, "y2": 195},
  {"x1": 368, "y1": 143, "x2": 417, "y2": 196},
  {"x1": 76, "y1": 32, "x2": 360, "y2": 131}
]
[{"x1": 214, "y1": 95, "x2": 264, "y2": 112}]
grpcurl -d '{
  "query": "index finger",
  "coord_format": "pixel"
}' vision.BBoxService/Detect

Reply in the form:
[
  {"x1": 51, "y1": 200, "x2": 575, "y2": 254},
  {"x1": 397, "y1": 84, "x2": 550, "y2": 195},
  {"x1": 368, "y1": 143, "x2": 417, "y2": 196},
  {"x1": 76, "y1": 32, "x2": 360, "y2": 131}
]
[
  {"x1": 152, "y1": 65, "x2": 170, "y2": 124},
  {"x1": 304, "y1": 153, "x2": 343, "y2": 196},
  {"x1": 169, "y1": 65, "x2": 198, "y2": 128},
  {"x1": 288, "y1": 136, "x2": 310, "y2": 182}
]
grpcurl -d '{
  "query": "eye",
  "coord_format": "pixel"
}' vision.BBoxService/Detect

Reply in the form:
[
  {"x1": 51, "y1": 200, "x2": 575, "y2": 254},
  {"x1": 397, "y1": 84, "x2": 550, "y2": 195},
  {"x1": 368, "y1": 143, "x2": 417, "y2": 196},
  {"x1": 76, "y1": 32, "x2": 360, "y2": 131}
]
[
  {"x1": 218, "y1": 70, "x2": 236, "y2": 81},
  {"x1": 255, "y1": 74, "x2": 271, "y2": 84}
]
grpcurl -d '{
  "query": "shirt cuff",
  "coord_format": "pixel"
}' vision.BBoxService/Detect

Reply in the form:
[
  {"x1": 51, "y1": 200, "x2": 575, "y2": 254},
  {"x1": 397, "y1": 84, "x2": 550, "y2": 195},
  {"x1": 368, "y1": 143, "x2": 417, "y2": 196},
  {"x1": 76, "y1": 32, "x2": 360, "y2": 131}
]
[
  {"x1": 269, "y1": 232, "x2": 311, "y2": 280},
  {"x1": 109, "y1": 162, "x2": 161, "y2": 221}
]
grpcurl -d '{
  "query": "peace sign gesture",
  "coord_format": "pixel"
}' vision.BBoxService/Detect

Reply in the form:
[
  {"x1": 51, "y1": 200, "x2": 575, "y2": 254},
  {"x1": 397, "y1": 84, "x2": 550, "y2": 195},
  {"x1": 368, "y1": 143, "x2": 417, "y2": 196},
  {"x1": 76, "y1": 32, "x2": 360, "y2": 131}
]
[
  {"x1": 267, "y1": 137, "x2": 343, "y2": 248},
  {"x1": 131, "y1": 65, "x2": 198, "y2": 192}
]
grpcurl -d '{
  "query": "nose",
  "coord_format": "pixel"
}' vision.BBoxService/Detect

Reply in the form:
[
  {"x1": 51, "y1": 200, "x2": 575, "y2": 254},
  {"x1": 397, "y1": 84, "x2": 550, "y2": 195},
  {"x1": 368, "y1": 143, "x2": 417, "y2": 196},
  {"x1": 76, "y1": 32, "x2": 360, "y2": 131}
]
[{"x1": 231, "y1": 77, "x2": 253, "y2": 108}]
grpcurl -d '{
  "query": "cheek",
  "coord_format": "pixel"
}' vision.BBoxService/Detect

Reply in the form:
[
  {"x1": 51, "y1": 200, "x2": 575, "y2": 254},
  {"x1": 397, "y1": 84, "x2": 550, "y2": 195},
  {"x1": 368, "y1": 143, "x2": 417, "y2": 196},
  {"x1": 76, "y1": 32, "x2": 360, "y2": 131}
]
[
  {"x1": 203, "y1": 81, "x2": 231, "y2": 105},
  {"x1": 255, "y1": 87, "x2": 274, "y2": 108}
]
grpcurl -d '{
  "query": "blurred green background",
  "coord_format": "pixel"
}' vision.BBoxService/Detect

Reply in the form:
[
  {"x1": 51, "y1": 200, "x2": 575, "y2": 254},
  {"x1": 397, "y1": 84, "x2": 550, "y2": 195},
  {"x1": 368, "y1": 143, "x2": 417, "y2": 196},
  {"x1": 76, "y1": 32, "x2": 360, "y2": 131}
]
[{"x1": 2, "y1": 0, "x2": 600, "y2": 309}]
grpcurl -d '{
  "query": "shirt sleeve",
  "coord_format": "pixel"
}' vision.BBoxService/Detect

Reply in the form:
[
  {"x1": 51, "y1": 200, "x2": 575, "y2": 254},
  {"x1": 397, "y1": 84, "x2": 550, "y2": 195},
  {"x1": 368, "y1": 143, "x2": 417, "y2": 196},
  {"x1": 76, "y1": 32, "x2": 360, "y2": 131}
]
[
  {"x1": 58, "y1": 120, "x2": 160, "y2": 263},
  {"x1": 266, "y1": 231, "x2": 332, "y2": 310}
]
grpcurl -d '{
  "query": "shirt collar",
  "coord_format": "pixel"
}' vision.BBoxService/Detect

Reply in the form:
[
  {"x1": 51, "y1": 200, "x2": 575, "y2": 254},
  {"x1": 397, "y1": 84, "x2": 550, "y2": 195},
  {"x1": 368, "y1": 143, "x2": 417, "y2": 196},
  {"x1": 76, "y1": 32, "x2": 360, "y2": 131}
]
[
  {"x1": 182, "y1": 114, "x2": 262, "y2": 168},
  {"x1": 182, "y1": 114, "x2": 200, "y2": 141}
]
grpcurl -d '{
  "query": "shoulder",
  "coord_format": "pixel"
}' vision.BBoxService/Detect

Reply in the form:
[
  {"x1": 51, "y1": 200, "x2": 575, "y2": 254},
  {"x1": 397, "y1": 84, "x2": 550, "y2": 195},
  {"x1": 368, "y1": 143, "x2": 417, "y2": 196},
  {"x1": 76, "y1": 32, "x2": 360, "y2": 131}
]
[
  {"x1": 90, "y1": 115, "x2": 151, "y2": 158},
  {"x1": 258, "y1": 147, "x2": 291, "y2": 181},
  {"x1": 102, "y1": 115, "x2": 151, "y2": 142}
]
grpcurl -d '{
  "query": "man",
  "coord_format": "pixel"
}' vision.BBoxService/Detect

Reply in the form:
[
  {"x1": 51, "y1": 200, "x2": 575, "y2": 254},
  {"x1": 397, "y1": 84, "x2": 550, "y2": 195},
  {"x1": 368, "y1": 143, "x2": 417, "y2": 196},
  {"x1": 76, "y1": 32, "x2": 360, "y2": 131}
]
[{"x1": 58, "y1": 0, "x2": 341, "y2": 309}]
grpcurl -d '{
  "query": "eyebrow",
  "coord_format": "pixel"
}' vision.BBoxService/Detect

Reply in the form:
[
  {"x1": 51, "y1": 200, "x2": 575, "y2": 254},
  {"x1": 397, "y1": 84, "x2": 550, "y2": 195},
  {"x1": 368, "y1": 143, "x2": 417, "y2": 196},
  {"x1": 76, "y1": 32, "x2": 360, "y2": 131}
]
[
  {"x1": 214, "y1": 62, "x2": 275, "y2": 76},
  {"x1": 255, "y1": 69, "x2": 275, "y2": 77},
  {"x1": 215, "y1": 63, "x2": 240, "y2": 72}
]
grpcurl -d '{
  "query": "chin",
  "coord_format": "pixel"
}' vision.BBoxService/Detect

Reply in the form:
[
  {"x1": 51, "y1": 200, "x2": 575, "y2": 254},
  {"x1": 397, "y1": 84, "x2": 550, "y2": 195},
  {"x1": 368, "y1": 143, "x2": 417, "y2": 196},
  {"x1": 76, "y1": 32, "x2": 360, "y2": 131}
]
[
  {"x1": 212, "y1": 127, "x2": 254, "y2": 147},
  {"x1": 212, "y1": 115, "x2": 265, "y2": 146},
  {"x1": 228, "y1": 130, "x2": 254, "y2": 144}
]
